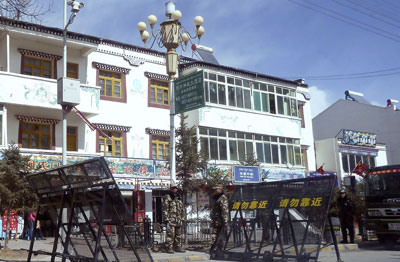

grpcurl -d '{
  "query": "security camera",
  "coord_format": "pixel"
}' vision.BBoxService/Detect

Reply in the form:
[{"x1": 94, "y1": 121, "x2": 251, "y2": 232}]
[{"x1": 67, "y1": 0, "x2": 84, "y2": 13}]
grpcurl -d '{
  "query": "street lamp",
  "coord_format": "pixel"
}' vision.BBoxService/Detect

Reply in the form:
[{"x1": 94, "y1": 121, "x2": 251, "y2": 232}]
[
  {"x1": 137, "y1": 1, "x2": 205, "y2": 184},
  {"x1": 59, "y1": 0, "x2": 84, "y2": 166}
]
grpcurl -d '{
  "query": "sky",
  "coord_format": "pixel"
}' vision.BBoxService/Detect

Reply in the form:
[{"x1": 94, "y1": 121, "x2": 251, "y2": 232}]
[{"x1": 35, "y1": 0, "x2": 400, "y2": 117}]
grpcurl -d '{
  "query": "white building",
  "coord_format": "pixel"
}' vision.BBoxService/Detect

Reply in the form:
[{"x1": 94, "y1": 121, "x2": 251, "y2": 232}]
[
  {"x1": 313, "y1": 91, "x2": 392, "y2": 185},
  {"x1": 0, "y1": 17, "x2": 315, "y2": 224}
]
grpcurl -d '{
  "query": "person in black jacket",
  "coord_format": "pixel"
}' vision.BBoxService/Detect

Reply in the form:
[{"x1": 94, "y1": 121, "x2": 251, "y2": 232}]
[{"x1": 336, "y1": 188, "x2": 355, "y2": 243}]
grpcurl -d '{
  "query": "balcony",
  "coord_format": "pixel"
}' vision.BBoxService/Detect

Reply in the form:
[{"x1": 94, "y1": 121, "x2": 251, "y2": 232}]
[{"x1": 0, "y1": 71, "x2": 99, "y2": 114}]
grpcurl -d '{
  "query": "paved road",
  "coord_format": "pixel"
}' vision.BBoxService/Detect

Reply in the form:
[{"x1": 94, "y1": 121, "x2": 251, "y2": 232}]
[{"x1": 208, "y1": 240, "x2": 400, "y2": 262}]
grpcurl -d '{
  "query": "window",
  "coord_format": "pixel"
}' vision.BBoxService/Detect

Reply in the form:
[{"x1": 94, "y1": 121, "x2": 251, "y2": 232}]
[
  {"x1": 99, "y1": 71, "x2": 122, "y2": 98},
  {"x1": 341, "y1": 153, "x2": 376, "y2": 173},
  {"x1": 67, "y1": 126, "x2": 77, "y2": 151},
  {"x1": 298, "y1": 103, "x2": 305, "y2": 128},
  {"x1": 67, "y1": 63, "x2": 79, "y2": 79},
  {"x1": 203, "y1": 72, "x2": 299, "y2": 117},
  {"x1": 149, "y1": 79, "x2": 169, "y2": 108},
  {"x1": 21, "y1": 122, "x2": 51, "y2": 149},
  {"x1": 301, "y1": 148, "x2": 308, "y2": 170},
  {"x1": 95, "y1": 62, "x2": 129, "y2": 103},
  {"x1": 19, "y1": 49, "x2": 61, "y2": 79},
  {"x1": 99, "y1": 131, "x2": 123, "y2": 157},
  {"x1": 151, "y1": 136, "x2": 169, "y2": 160},
  {"x1": 23, "y1": 57, "x2": 52, "y2": 78}
]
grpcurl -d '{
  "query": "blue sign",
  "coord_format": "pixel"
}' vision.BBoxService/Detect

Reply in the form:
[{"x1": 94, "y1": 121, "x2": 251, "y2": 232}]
[{"x1": 233, "y1": 166, "x2": 260, "y2": 183}]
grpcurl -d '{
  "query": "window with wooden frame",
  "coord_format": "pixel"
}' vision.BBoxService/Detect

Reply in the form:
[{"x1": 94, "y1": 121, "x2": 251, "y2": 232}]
[
  {"x1": 23, "y1": 56, "x2": 52, "y2": 78},
  {"x1": 151, "y1": 135, "x2": 170, "y2": 160},
  {"x1": 99, "y1": 71, "x2": 122, "y2": 98},
  {"x1": 21, "y1": 122, "x2": 51, "y2": 149},
  {"x1": 67, "y1": 63, "x2": 79, "y2": 79},
  {"x1": 67, "y1": 126, "x2": 78, "y2": 151},
  {"x1": 99, "y1": 131, "x2": 123, "y2": 157},
  {"x1": 150, "y1": 79, "x2": 169, "y2": 107},
  {"x1": 94, "y1": 62, "x2": 129, "y2": 103},
  {"x1": 19, "y1": 49, "x2": 61, "y2": 79}
]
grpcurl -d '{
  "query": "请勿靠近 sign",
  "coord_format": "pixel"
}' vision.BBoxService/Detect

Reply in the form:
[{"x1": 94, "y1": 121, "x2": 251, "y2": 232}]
[{"x1": 174, "y1": 70, "x2": 205, "y2": 114}]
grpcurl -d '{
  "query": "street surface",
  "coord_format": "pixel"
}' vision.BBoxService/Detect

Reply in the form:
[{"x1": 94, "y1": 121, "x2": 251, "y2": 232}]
[{"x1": 209, "y1": 240, "x2": 400, "y2": 262}]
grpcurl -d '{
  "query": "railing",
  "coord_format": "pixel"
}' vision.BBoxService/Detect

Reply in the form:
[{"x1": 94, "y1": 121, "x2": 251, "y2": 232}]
[{"x1": 120, "y1": 220, "x2": 213, "y2": 249}]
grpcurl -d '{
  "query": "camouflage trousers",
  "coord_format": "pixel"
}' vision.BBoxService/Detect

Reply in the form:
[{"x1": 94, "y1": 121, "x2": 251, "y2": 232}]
[
  {"x1": 211, "y1": 223, "x2": 226, "y2": 249},
  {"x1": 165, "y1": 225, "x2": 182, "y2": 249}
]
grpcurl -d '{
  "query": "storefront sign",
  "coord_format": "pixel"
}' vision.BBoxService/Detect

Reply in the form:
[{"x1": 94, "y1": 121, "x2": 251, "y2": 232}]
[
  {"x1": 260, "y1": 168, "x2": 305, "y2": 181},
  {"x1": 106, "y1": 157, "x2": 154, "y2": 178},
  {"x1": 175, "y1": 70, "x2": 205, "y2": 114},
  {"x1": 233, "y1": 166, "x2": 260, "y2": 183},
  {"x1": 2, "y1": 210, "x2": 18, "y2": 231},
  {"x1": 342, "y1": 129, "x2": 376, "y2": 147},
  {"x1": 23, "y1": 153, "x2": 158, "y2": 179},
  {"x1": 155, "y1": 160, "x2": 170, "y2": 178}
]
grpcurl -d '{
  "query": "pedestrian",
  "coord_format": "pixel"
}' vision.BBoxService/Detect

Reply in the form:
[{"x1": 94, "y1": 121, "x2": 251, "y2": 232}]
[
  {"x1": 336, "y1": 188, "x2": 355, "y2": 243},
  {"x1": 26, "y1": 212, "x2": 36, "y2": 240},
  {"x1": 35, "y1": 220, "x2": 45, "y2": 240},
  {"x1": 210, "y1": 184, "x2": 229, "y2": 249},
  {"x1": 162, "y1": 183, "x2": 185, "y2": 253}
]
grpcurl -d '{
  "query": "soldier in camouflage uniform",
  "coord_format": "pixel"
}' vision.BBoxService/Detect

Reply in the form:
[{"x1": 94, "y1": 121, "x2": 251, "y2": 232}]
[
  {"x1": 211, "y1": 184, "x2": 229, "y2": 247},
  {"x1": 162, "y1": 183, "x2": 185, "y2": 253}
]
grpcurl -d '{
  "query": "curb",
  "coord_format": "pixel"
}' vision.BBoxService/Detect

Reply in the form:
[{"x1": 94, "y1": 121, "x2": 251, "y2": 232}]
[
  {"x1": 321, "y1": 243, "x2": 358, "y2": 252},
  {"x1": 275, "y1": 243, "x2": 358, "y2": 255},
  {"x1": 153, "y1": 254, "x2": 209, "y2": 262}
]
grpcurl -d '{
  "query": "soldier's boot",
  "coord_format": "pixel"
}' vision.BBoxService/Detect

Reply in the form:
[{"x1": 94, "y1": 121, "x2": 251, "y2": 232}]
[
  {"x1": 175, "y1": 246, "x2": 185, "y2": 253},
  {"x1": 166, "y1": 247, "x2": 174, "y2": 254}
]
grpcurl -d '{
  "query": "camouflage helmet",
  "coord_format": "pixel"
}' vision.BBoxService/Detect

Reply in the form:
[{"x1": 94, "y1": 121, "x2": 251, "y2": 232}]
[
  {"x1": 213, "y1": 184, "x2": 223, "y2": 190},
  {"x1": 170, "y1": 183, "x2": 178, "y2": 189},
  {"x1": 339, "y1": 188, "x2": 346, "y2": 194}
]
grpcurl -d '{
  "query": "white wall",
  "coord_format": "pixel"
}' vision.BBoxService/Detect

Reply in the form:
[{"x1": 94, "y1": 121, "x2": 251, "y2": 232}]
[{"x1": 87, "y1": 44, "x2": 171, "y2": 159}]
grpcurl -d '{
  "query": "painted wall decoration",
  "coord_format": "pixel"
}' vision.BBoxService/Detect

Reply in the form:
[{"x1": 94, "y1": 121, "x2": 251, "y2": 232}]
[
  {"x1": 81, "y1": 85, "x2": 100, "y2": 110},
  {"x1": 0, "y1": 73, "x2": 98, "y2": 113},
  {"x1": 131, "y1": 134, "x2": 145, "y2": 158},
  {"x1": 24, "y1": 83, "x2": 57, "y2": 105},
  {"x1": 260, "y1": 167, "x2": 305, "y2": 181},
  {"x1": 130, "y1": 79, "x2": 144, "y2": 95},
  {"x1": 155, "y1": 160, "x2": 170, "y2": 178}
]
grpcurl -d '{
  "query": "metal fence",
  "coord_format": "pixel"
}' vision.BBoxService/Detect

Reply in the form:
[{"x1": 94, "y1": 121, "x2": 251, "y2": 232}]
[{"x1": 122, "y1": 220, "x2": 213, "y2": 249}]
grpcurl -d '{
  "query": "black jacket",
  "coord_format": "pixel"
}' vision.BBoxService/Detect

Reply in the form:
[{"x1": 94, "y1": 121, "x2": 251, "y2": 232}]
[{"x1": 336, "y1": 195, "x2": 355, "y2": 226}]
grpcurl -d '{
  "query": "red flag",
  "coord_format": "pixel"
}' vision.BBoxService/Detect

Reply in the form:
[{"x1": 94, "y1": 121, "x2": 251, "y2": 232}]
[
  {"x1": 352, "y1": 161, "x2": 368, "y2": 178},
  {"x1": 316, "y1": 165, "x2": 325, "y2": 175}
]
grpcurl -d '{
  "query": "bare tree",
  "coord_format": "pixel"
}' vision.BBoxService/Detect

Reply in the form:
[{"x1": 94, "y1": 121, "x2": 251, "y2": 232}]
[{"x1": 0, "y1": 0, "x2": 53, "y2": 22}]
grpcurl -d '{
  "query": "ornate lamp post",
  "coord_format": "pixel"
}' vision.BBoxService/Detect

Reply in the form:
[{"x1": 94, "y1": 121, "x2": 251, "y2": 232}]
[{"x1": 137, "y1": 1, "x2": 205, "y2": 184}]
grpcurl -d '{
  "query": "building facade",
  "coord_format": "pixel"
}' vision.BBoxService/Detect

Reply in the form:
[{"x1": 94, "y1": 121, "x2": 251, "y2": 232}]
[
  {"x1": 312, "y1": 91, "x2": 395, "y2": 185},
  {"x1": 0, "y1": 17, "x2": 315, "y2": 224}
]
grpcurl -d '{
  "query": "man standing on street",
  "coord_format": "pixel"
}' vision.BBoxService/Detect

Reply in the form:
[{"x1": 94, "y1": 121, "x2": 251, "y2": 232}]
[
  {"x1": 162, "y1": 183, "x2": 185, "y2": 253},
  {"x1": 336, "y1": 188, "x2": 355, "y2": 243},
  {"x1": 211, "y1": 184, "x2": 229, "y2": 249}
]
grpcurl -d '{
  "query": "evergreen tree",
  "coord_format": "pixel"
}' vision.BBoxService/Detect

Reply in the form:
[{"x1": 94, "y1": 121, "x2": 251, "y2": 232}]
[
  {"x1": 175, "y1": 114, "x2": 208, "y2": 193},
  {"x1": 239, "y1": 152, "x2": 260, "y2": 167},
  {"x1": 0, "y1": 143, "x2": 38, "y2": 248}
]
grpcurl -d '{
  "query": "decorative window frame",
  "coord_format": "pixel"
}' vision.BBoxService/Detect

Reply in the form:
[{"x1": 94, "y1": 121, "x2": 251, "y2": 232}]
[
  {"x1": 146, "y1": 128, "x2": 170, "y2": 159},
  {"x1": 94, "y1": 123, "x2": 131, "y2": 157},
  {"x1": 18, "y1": 48, "x2": 62, "y2": 79},
  {"x1": 94, "y1": 62, "x2": 130, "y2": 103},
  {"x1": 16, "y1": 115, "x2": 59, "y2": 150},
  {"x1": 145, "y1": 72, "x2": 170, "y2": 109}
]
